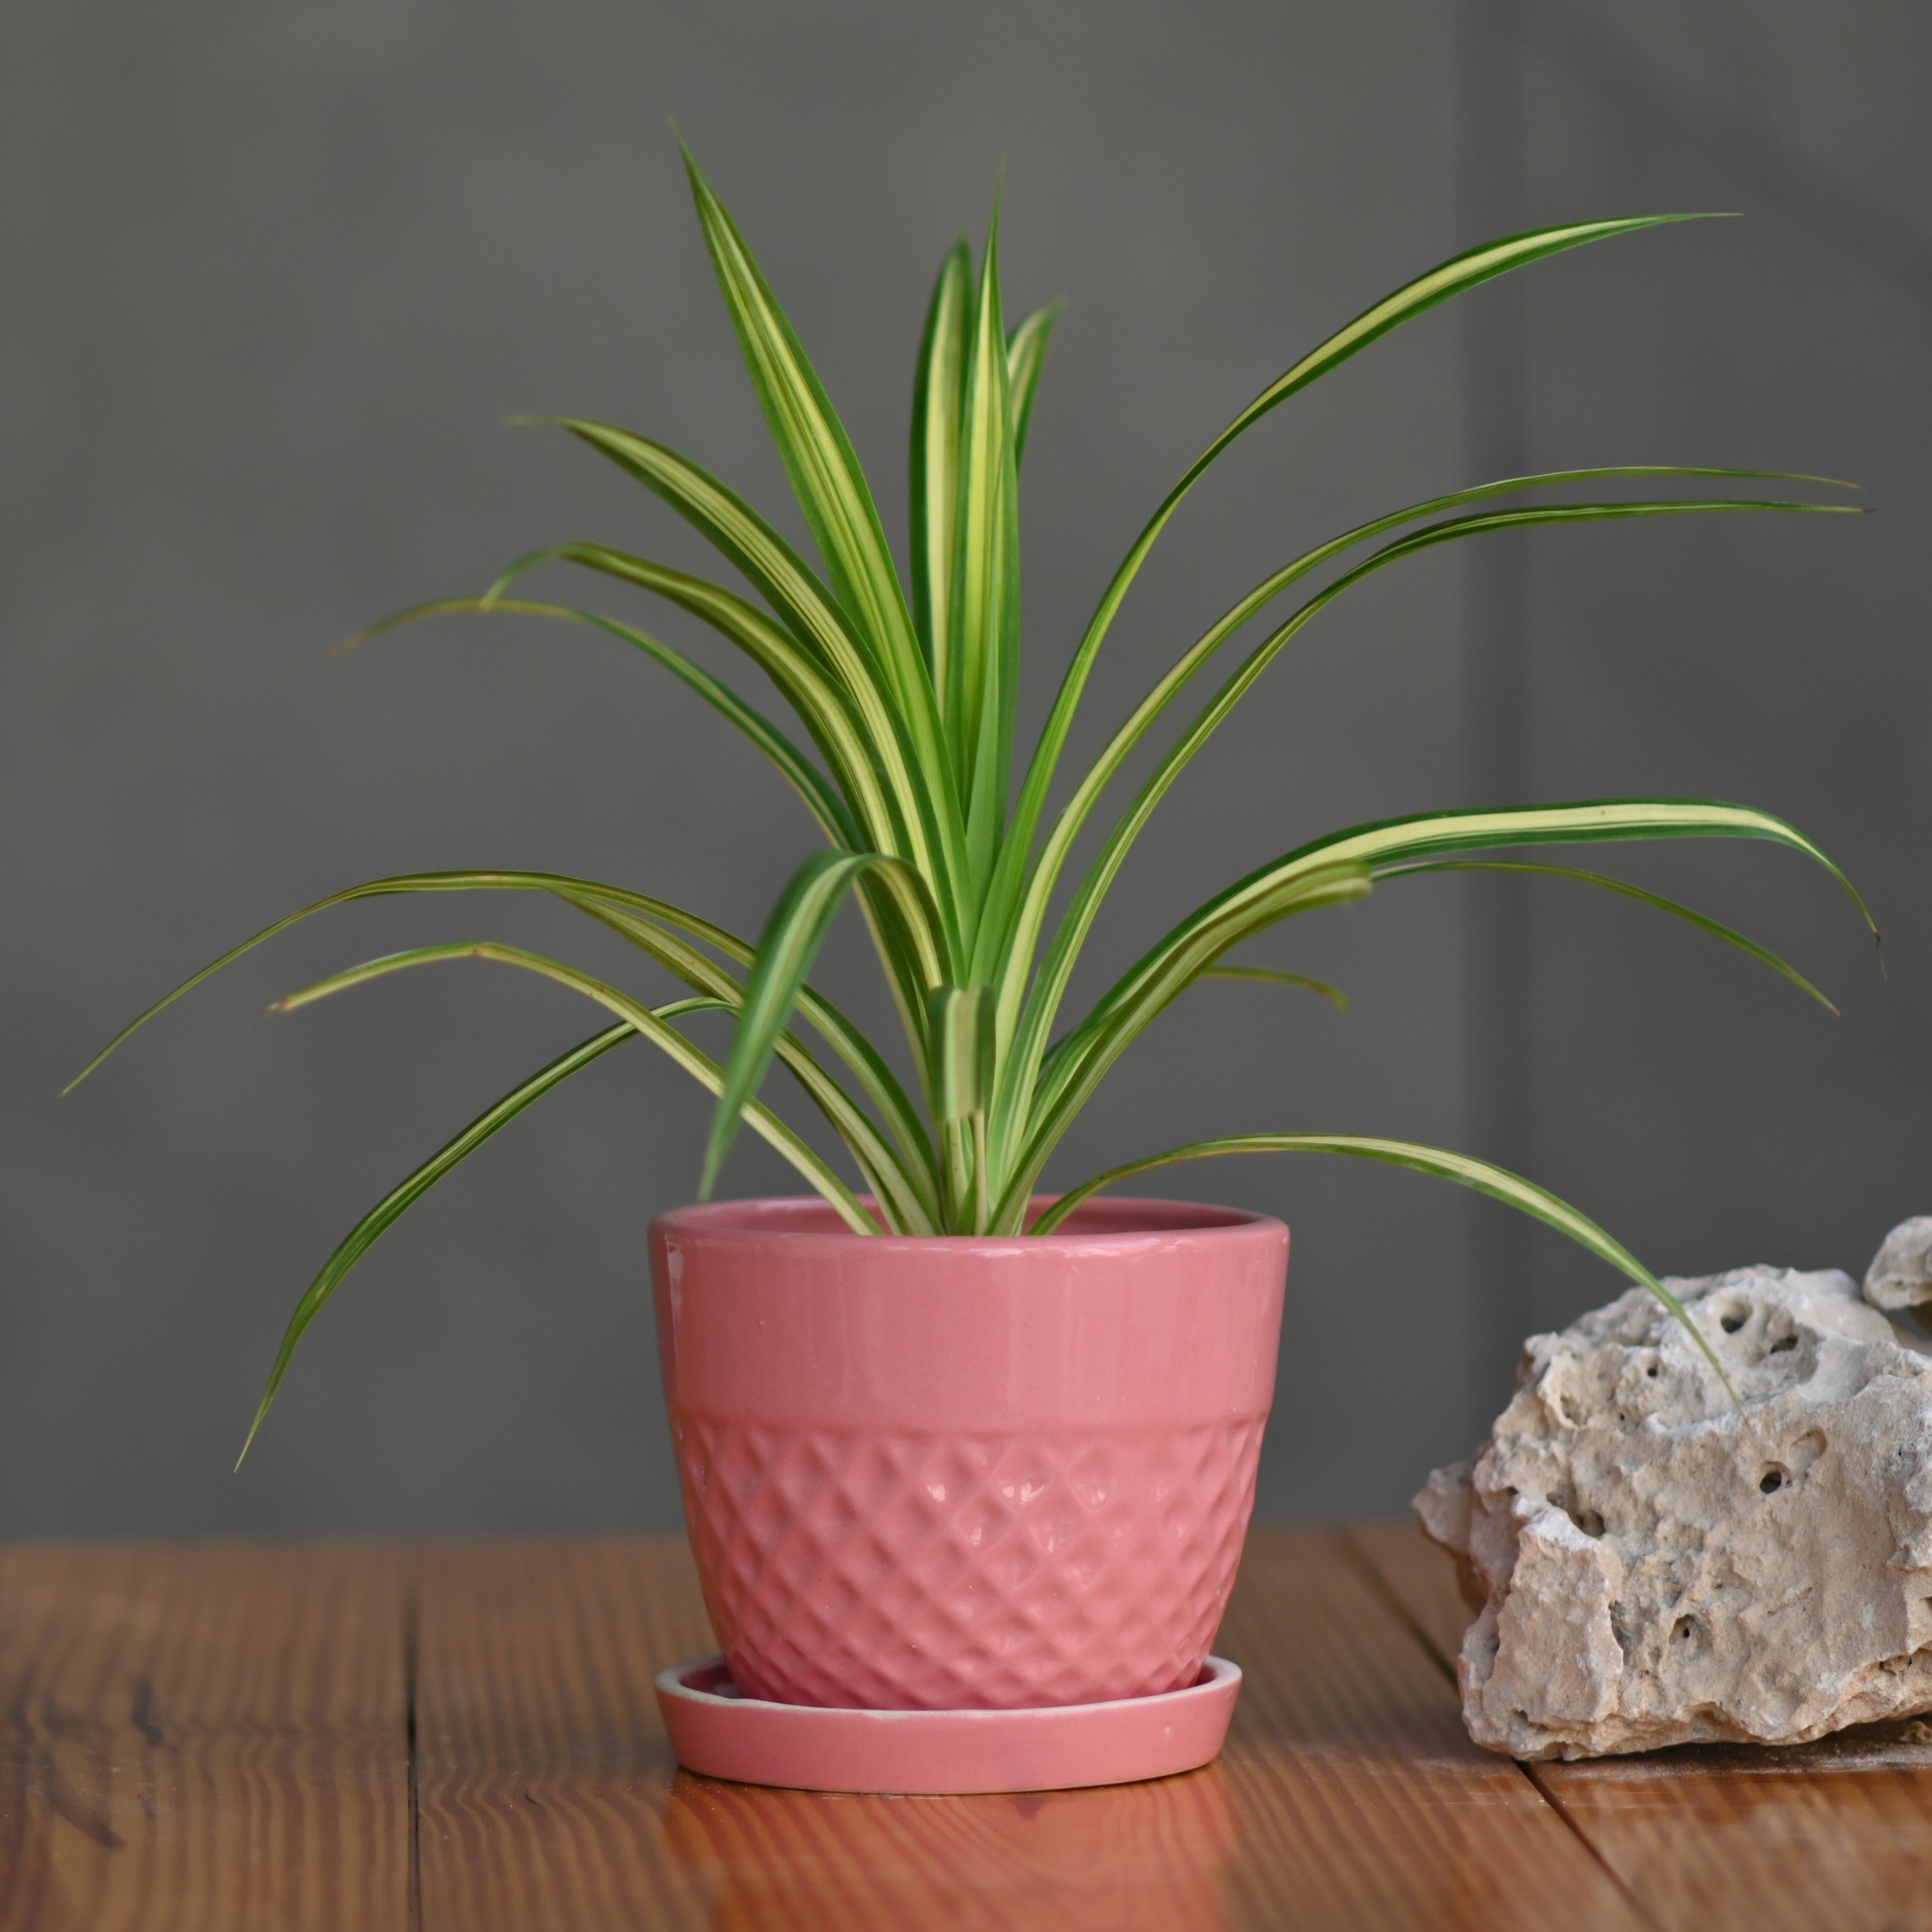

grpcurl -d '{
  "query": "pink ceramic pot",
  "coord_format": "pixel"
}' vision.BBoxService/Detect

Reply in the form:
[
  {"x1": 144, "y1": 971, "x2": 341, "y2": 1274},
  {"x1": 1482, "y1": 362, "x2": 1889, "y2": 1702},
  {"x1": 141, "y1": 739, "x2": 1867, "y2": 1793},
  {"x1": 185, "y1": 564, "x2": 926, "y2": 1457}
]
[{"x1": 650, "y1": 1194, "x2": 1287, "y2": 1712}]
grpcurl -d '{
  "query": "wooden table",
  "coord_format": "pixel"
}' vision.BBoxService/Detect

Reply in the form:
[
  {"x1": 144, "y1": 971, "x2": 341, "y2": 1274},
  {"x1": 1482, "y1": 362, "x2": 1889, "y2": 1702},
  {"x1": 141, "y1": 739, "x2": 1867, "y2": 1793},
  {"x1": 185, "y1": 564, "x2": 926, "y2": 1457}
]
[{"x1": 4, "y1": 1528, "x2": 1931, "y2": 1930}]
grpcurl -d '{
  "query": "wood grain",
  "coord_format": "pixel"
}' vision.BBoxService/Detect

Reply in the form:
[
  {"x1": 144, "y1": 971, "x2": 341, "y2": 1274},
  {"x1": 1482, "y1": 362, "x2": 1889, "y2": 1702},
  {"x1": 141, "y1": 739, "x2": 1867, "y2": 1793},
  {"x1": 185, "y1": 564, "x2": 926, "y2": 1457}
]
[
  {"x1": 412, "y1": 1529, "x2": 1644, "y2": 1932},
  {"x1": 1351, "y1": 1517, "x2": 1932, "y2": 1932},
  {"x1": 1212, "y1": 1532, "x2": 1642, "y2": 1932},
  {"x1": 412, "y1": 1540, "x2": 715, "y2": 1931},
  {"x1": 0, "y1": 1542, "x2": 409, "y2": 1932},
  {"x1": 16, "y1": 1527, "x2": 1917, "y2": 1929}
]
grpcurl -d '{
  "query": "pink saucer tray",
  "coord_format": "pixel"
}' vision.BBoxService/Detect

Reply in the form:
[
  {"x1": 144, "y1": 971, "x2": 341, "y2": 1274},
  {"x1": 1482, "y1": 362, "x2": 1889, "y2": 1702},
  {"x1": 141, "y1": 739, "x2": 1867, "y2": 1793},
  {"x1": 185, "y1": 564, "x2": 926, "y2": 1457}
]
[{"x1": 655, "y1": 1653, "x2": 1243, "y2": 1795}]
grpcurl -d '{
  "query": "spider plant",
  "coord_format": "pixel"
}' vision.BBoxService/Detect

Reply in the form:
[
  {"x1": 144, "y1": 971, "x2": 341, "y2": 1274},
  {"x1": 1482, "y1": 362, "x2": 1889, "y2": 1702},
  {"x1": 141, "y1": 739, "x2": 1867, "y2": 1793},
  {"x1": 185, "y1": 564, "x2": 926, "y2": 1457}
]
[{"x1": 75, "y1": 152, "x2": 1869, "y2": 1450}]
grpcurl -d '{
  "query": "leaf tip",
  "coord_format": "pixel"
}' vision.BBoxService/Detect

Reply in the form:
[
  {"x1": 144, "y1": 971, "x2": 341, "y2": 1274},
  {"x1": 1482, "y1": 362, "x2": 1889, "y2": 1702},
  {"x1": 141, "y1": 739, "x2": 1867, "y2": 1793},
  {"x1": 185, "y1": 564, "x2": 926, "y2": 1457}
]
[
  {"x1": 678, "y1": 136, "x2": 713, "y2": 202},
  {"x1": 234, "y1": 1407, "x2": 268, "y2": 1471},
  {"x1": 697, "y1": 1126, "x2": 728, "y2": 1203}
]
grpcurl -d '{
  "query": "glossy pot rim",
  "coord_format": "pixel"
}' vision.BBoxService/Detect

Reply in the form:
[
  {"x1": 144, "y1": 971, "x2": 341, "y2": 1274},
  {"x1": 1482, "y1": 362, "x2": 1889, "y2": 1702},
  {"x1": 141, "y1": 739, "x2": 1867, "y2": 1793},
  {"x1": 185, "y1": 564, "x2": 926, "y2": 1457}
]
[{"x1": 651, "y1": 1192, "x2": 1285, "y2": 1252}]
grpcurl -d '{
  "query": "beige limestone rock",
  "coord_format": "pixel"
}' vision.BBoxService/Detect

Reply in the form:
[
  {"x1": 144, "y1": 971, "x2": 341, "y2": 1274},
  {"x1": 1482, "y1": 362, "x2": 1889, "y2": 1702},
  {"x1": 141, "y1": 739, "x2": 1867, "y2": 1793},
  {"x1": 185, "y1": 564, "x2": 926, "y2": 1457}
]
[
  {"x1": 1417, "y1": 1253, "x2": 1932, "y2": 1760},
  {"x1": 1865, "y1": 1217, "x2": 1932, "y2": 1311}
]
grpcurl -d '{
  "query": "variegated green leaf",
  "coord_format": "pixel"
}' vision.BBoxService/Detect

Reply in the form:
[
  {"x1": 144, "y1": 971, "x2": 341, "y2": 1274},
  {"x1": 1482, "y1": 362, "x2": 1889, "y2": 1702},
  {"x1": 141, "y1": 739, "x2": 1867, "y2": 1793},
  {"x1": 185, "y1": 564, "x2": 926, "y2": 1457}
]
[
  {"x1": 1101, "y1": 796, "x2": 1864, "y2": 1063},
  {"x1": 1029, "y1": 1133, "x2": 1736, "y2": 1396},
  {"x1": 542, "y1": 418, "x2": 853, "y2": 676},
  {"x1": 995, "y1": 863, "x2": 1374, "y2": 1226},
  {"x1": 1378, "y1": 859, "x2": 1837, "y2": 1010},
  {"x1": 352, "y1": 593, "x2": 859, "y2": 848},
  {"x1": 541, "y1": 417, "x2": 966, "y2": 911},
  {"x1": 929, "y1": 983, "x2": 995, "y2": 1123},
  {"x1": 1002, "y1": 793, "x2": 1866, "y2": 1227},
  {"x1": 681, "y1": 150, "x2": 970, "y2": 932},
  {"x1": 911, "y1": 239, "x2": 971, "y2": 686},
  {"x1": 1005, "y1": 301, "x2": 1063, "y2": 469},
  {"x1": 548, "y1": 415, "x2": 971, "y2": 944},
  {"x1": 66, "y1": 870, "x2": 933, "y2": 1199},
  {"x1": 271, "y1": 940, "x2": 877, "y2": 1231},
  {"x1": 1198, "y1": 965, "x2": 1349, "y2": 1010},
  {"x1": 978, "y1": 214, "x2": 1723, "y2": 987},
  {"x1": 558, "y1": 890, "x2": 938, "y2": 1232},
  {"x1": 682, "y1": 154, "x2": 918, "y2": 687},
  {"x1": 990, "y1": 495, "x2": 1861, "y2": 1153},
  {"x1": 1338, "y1": 800, "x2": 1870, "y2": 906},
  {"x1": 497, "y1": 541, "x2": 905, "y2": 857},
  {"x1": 82, "y1": 178, "x2": 1875, "y2": 1253},
  {"x1": 704, "y1": 851, "x2": 950, "y2": 1199},
  {"x1": 948, "y1": 197, "x2": 1021, "y2": 906},
  {"x1": 980, "y1": 467, "x2": 1850, "y2": 992},
  {"x1": 238, "y1": 1017, "x2": 653, "y2": 1462}
]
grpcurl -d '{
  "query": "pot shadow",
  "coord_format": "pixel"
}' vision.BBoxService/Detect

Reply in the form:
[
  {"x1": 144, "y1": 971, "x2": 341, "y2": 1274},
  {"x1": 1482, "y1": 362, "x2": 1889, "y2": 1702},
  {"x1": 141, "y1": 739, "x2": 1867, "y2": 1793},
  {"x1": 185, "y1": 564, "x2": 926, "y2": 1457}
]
[{"x1": 661, "y1": 1759, "x2": 1238, "y2": 1932}]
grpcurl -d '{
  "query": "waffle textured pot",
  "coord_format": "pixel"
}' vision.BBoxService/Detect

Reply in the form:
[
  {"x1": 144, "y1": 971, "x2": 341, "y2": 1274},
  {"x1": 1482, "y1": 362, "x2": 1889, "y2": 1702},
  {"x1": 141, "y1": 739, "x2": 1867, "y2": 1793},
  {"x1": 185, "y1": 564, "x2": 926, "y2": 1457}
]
[{"x1": 650, "y1": 1196, "x2": 1287, "y2": 1711}]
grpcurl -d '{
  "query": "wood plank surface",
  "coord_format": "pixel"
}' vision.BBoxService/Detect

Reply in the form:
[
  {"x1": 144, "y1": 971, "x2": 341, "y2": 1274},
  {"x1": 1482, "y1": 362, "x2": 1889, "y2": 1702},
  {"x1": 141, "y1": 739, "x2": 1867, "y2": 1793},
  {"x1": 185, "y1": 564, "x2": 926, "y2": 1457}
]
[
  {"x1": 1350, "y1": 1519, "x2": 1932, "y2": 1932},
  {"x1": 5, "y1": 1529, "x2": 1918, "y2": 1929},
  {"x1": 0, "y1": 1542, "x2": 410, "y2": 1932},
  {"x1": 1211, "y1": 1532, "x2": 1642, "y2": 1932},
  {"x1": 411, "y1": 1540, "x2": 715, "y2": 1931},
  {"x1": 412, "y1": 1529, "x2": 1645, "y2": 1932}
]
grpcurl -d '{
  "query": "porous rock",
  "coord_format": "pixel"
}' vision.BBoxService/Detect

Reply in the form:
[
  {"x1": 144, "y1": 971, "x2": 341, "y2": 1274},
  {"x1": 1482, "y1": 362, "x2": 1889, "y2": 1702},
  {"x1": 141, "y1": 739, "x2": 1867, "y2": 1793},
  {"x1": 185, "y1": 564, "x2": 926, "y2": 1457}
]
[
  {"x1": 1417, "y1": 1234, "x2": 1932, "y2": 1760},
  {"x1": 1865, "y1": 1217, "x2": 1932, "y2": 1311}
]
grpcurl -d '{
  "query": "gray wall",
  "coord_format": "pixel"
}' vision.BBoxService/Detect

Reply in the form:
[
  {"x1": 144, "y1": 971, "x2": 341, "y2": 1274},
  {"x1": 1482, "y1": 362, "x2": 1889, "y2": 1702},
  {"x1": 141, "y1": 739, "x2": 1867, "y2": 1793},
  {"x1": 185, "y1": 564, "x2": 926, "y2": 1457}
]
[{"x1": 1, "y1": 1, "x2": 1924, "y2": 1539}]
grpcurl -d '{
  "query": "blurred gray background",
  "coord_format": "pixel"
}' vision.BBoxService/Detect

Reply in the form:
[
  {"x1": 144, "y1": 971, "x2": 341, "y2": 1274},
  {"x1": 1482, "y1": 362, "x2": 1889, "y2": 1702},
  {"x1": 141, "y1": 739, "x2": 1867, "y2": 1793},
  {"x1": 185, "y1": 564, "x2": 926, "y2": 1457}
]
[{"x1": 1, "y1": 1, "x2": 1925, "y2": 1538}]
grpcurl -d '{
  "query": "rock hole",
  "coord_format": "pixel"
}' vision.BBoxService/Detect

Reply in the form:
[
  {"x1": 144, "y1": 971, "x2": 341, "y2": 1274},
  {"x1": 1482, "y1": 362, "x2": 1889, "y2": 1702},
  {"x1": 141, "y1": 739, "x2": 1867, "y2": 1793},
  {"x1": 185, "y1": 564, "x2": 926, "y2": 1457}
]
[
  {"x1": 1720, "y1": 1312, "x2": 1746, "y2": 1334},
  {"x1": 1646, "y1": 1363, "x2": 1659, "y2": 1379},
  {"x1": 1573, "y1": 1508, "x2": 1605, "y2": 1538},
  {"x1": 1759, "y1": 1466, "x2": 1788, "y2": 1495},
  {"x1": 1670, "y1": 1613, "x2": 1712, "y2": 1658},
  {"x1": 1559, "y1": 1393, "x2": 1584, "y2": 1425},
  {"x1": 1770, "y1": 1334, "x2": 1797, "y2": 1354}
]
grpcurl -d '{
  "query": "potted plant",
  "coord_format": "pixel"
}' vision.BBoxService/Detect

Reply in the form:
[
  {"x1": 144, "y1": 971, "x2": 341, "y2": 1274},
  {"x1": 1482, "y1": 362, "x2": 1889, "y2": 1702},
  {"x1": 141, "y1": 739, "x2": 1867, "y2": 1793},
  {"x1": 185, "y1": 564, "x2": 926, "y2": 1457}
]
[{"x1": 76, "y1": 152, "x2": 1867, "y2": 1775}]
